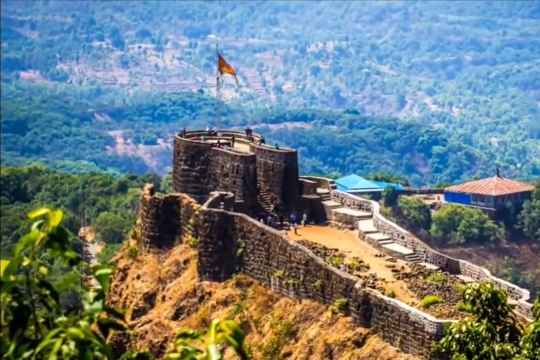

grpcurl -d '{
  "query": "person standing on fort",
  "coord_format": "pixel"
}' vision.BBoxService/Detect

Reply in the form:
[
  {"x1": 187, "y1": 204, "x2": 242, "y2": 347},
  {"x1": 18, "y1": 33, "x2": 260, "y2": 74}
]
[{"x1": 290, "y1": 212, "x2": 298, "y2": 234}]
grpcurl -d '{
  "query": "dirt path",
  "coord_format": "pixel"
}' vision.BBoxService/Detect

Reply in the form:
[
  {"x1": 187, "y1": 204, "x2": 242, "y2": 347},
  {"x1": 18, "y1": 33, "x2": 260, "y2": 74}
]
[{"x1": 287, "y1": 225, "x2": 419, "y2": 305}]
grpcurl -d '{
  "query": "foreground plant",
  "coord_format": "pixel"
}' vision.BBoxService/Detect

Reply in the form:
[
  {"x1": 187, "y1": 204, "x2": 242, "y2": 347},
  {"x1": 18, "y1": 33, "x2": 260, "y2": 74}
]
[
  {"x1": 0, "y1": 208, "x2": 130, "y2": 359},
  {"x1": 435, "y1": 282, "x2": 540, "y2": 360},
  {"x1": 0, "y1": 207, "x2": 249, "y2": 359},
  {"x1": 165, "y1": 319, "x2": 250, "y2": 360}
]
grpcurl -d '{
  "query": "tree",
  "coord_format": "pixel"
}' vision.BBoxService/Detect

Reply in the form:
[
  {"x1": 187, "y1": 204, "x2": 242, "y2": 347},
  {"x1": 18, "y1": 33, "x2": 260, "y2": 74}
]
[
  {"x1": 398, "y1": 196, "x2": 431, "y2": 231},
  {"x1": 436, "y1": 283, "x2": 519, "y2": 359},
  {"x1": 0, "y1": 208, "x2": 250, "y2": 359},
  {"x1": 431, "y1": 205, "x2": 502, "y2": 245},
  {"x1": 519, "y1": 200, "x2": 540, "y2": 240},
  {"x1": 436, "y1": 282, "x2": 540, "y2": 360},
  {"x1": 95, "y1": 212, "x2": 130, "y2": 243},
  {"x1": 382, "y1": 187, "x2": 399, "y2": 208},
  {"x1": 519, "y1": 181, "x2": 540, "y2": 240},
  {"x1": 0, "y1": 208, "x2": 129, "y2": 359}
]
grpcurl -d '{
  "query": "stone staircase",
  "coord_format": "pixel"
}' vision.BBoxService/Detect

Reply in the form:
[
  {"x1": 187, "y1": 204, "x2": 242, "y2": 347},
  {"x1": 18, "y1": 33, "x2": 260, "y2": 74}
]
[
  {"x1": 358, "y1": 218, "x2": 424, "y2": 264},
  {"x1": 258, "y1": 189, "x2": 274, "y2": 213}
]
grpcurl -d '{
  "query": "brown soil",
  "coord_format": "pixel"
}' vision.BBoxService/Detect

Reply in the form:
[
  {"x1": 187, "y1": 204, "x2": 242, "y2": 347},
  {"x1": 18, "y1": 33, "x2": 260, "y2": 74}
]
[
  {"x1": 397, "y1": 265, "x2": 468, "y2": 320},
  {"x1": 288, "y1": 226, "x2": 418, "y2": 306},
  {"x1": 108, "y1": 241, "x2": 418, "y2": 359}
]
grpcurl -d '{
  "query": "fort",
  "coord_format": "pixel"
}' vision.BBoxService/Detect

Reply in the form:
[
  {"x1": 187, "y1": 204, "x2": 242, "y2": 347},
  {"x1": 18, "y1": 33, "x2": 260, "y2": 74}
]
[{"x1": 133, "y1": 129, "x2": 533, "y2": 359}]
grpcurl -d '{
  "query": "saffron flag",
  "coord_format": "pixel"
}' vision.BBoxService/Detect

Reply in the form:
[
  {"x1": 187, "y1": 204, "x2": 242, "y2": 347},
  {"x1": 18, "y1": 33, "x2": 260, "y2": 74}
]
[{"x1": 218, "y1": 53, "x2": 237, "y2": 77}]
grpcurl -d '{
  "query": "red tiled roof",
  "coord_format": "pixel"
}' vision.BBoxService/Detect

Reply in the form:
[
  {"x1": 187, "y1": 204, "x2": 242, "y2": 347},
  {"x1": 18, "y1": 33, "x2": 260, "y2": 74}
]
[{"x1": 445, "y1": 176, "x2": 534, "y2": 196}]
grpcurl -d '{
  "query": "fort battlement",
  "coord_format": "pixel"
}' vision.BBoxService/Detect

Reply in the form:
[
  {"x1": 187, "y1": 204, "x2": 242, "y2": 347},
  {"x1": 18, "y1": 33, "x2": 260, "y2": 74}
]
[
  {"x1": 133, "y1": 130, "x2": 533, "y2": 358},
  {"x1": 134, "y1": 187, "x2": 448, "y2": 358},
  {"x1": 172, "y1": 129, "x2": 299, "y2": 215}
]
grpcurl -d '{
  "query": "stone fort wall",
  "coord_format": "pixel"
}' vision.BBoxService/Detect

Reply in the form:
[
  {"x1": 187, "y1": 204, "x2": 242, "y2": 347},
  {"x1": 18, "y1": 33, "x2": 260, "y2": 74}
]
[
  {"x1": 135, "y1": 187, "x2": 449, "y2": 358},
  {"x1": 172, "y1": 130, "x2": 299, "y2": 214},
  {"x1": 331, "y1": 190, "x2": 533, "y2": 318}
]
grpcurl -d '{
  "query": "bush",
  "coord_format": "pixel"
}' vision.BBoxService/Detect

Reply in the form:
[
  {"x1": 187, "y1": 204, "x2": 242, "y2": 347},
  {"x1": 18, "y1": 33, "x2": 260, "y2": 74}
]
[
  {"x1": 398, "y1": 196, "x2": 432, "y2": 230},
  {"x1": 431, "y1": 204, "x2": 502, "y2": 245},
  {"x1": 330, "y1": 298, "x2": 349, "y2": 314},
  {"x1": 420, "y1": 295, "x2": 443, "y2": 309},
  {"x1": 425, "y1": 272, "x2": 446, "y2": 285}
]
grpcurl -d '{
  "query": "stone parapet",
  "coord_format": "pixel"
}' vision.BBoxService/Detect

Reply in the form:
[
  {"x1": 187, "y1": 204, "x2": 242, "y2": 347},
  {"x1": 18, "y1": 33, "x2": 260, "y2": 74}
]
[{"x1": 330, "y1": 190, "x2": 532, "y2": 319}]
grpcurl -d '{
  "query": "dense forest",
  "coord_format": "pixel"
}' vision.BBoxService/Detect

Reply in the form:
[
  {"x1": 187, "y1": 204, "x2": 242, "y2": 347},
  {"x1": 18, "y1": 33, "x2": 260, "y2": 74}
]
[
  {"x1": 2, "y1": 1, "x2": 540, "y2": 184},
  {"x1": 0, "y1": 166, "x2": 166, "y2": 258}
]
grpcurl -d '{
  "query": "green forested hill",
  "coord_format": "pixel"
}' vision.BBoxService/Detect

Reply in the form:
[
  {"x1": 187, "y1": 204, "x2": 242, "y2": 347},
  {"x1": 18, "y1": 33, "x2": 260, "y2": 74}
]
[{"x1": 1, "y1": 0, "x2": 539, "y2": 183}]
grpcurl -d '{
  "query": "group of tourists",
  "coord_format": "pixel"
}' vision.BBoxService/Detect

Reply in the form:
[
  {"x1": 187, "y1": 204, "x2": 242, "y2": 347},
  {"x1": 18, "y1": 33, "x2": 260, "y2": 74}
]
[{"x1": 260, "y1": 211, "x2": 308, "y2": 234}]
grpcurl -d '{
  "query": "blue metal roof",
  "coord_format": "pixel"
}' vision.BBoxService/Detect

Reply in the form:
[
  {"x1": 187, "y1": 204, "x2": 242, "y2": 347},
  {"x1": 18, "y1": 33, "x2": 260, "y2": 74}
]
[{"x1": 335, "y1": 174, "x2": 404, "y2": 192}]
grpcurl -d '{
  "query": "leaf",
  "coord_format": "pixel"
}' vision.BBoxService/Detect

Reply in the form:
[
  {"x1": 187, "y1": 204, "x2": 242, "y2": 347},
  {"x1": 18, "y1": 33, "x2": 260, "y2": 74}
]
[
  {"x1": 15, "y1": 230, "x2": 43, "y2": 257},
  {"x1": 35, "y1": 328, "x2": 63, "y2": 355},
  {"x1": 0, "y1": 259, "x2": 10, "y2": 278},
  {"x1": 48, "y1": 210, "x2": 64, "y2": 228},
  {"x1": 94, "y1": 267, "x2": 113, "y2": 293},
  {"x1": 66, "y1": 327, "x2": 85, "y2": 340},
  {"x1": 28, "y1": 207, "x2": 51, "y2": 220}
]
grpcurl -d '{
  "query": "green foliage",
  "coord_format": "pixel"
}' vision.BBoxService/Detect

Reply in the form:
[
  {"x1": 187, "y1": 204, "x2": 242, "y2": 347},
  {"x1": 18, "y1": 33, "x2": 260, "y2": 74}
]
[
  {"x1": 425, "y1": 272, "x2": 446, "y2": 285},
  {"x1": 0, "y1": 207, "x2": 250, "y2": 360},
  {"x1": 518, "y1": 181, "x2": 540, "y2": 240},
  {"x1": 127, "y1": 245, "x2": 139, "y2": 259},
  {"x1": 367, "y1": 172, "x2": 410, "y2": 186},
  {"x1": 436, "y1": 283, "x2": 527, "y2": 359},
  {"x1": 382, "y1": 187, "x2": 399, "y2": 208},
  {"x1": 328, "y1": 254, "x2": 345, "y2": 268},
  {"x1": 431, "y1": 204, "x2": 502, "y2": 245},
  {"x1": 330, "y1": 298, "x2": 349, "y2": 315},
  {"x1": 2, "y1": 2, "x2": 539, "y2": 184},
  {"x1": 517, "y1": 296, "x2": 540, "y2": 360},
  {"x1": 164, "y1": 319, "x2": 250, "y2": 360},
  {"x1": 95, "y1": 211, "x2": 131, "y2": 243},
  {"x1": 0, "y1": 166, "x2": 153, "y2": 255},
  {"x1": 419, "y1": 295, "x2": 443, "y2": 309},
  {"x1": 397, "y1": 196, "x2": 432, "y2": 231},
  {"x1": 0, "y1": 208, "x2": 131, "y2": 359}
]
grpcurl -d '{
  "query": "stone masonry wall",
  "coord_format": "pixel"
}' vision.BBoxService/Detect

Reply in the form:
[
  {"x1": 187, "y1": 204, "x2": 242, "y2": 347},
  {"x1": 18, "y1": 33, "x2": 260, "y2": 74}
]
[
  {"x1": 136, "y1": 184, "x2": 200, "y2": 249},
  {"x1": 331, "y1": 190, "x2": 532, "y2": 318},
  {"x1": 136, "y1": 187, "x2": 449, "y2": 358},
  {"x1": 207, "y1": 147, "x2": 258, "y2": 212},
  {"x1": 253, "y1": 144, "x2": 299, "y2": 212},
  {"x1": 172, "y1": 136, "x2": 213, "y2": 201}
]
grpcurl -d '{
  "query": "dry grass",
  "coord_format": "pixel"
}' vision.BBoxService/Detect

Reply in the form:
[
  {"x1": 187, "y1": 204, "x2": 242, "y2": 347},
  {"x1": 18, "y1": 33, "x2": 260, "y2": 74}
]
[{"x1": 108, "y1": 241, "x2": 418, "y2": 359}]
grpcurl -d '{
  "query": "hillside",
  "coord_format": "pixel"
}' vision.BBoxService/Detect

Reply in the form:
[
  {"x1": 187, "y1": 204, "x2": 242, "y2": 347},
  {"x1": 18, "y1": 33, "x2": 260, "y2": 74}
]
[
  {"x1": 109, "y1": 242, "x2": 416, "y2": 360},
  {"x1": 1, "y1": 0, "x2": 540, "y2": 183}
]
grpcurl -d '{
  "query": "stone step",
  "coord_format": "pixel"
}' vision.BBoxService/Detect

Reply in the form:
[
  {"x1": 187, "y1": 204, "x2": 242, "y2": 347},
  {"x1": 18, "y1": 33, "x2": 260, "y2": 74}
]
[
  {"x1": 358, "y1": 219, "x2": 378, "y2": 234},
  {"x1": 366, "y1": 233, "x2": 392, "y2": 242}
]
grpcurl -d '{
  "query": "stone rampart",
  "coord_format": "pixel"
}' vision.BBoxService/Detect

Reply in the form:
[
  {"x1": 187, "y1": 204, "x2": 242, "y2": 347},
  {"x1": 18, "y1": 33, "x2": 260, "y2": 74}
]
[
  {"x1": 136, "y1": 184, "x2": 200, "y2": 249},
  {"x1": 252, "y1": 144, "x2": 299, "y2": 212},
  {"x1": 330, "y1": 190, "x2": 532, "y2": 318},
  {"x1": 172, "y1": 130, "x2": 301, "y2": 215},
  {"x1": 136, "y1": 186, "x2": 451, "y2": 358}
]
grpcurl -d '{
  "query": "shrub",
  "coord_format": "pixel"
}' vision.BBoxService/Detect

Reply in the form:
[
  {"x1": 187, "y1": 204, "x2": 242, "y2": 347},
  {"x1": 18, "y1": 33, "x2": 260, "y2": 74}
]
[
  {"x1": 398, "y1": 196, "x2": 432, "y2": 231},
  {"x1": 188, "y1": 235, "x2": 199, "y2": 248},
  {"x1": 431, "y1": 204, "x2": 502, "y2": 245},
  {"x1": 128, "y1": 245, "x2": 139, "y2": 258},
  {"x1": 425, "y1": 272, "x2": 446, "y2": 285},
  {"x1": 420, "y1": 295, "x2": 443, "y2": 309},
  {"x1": 330, "y1": 298, "x2": 349, "y2": 314}
]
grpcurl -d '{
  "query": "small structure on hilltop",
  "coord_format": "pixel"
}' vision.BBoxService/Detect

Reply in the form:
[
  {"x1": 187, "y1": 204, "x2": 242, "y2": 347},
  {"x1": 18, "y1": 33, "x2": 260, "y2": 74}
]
[
  {"x1": 335, "y1": 174, "x2": 404, "y2": 196},
  {"x1": 443, "y1": 171, "x2": 534, "y2": 215}
]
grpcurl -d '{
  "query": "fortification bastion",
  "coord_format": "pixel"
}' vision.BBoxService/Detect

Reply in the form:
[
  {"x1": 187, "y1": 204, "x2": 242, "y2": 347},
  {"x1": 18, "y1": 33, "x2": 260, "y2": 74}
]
[
  {"x1": 172, "y1": 129, "x2": 299, "y2": 216},
  {"x1": 131, "y1": 129, "x2": 533, "y2": 359}
]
